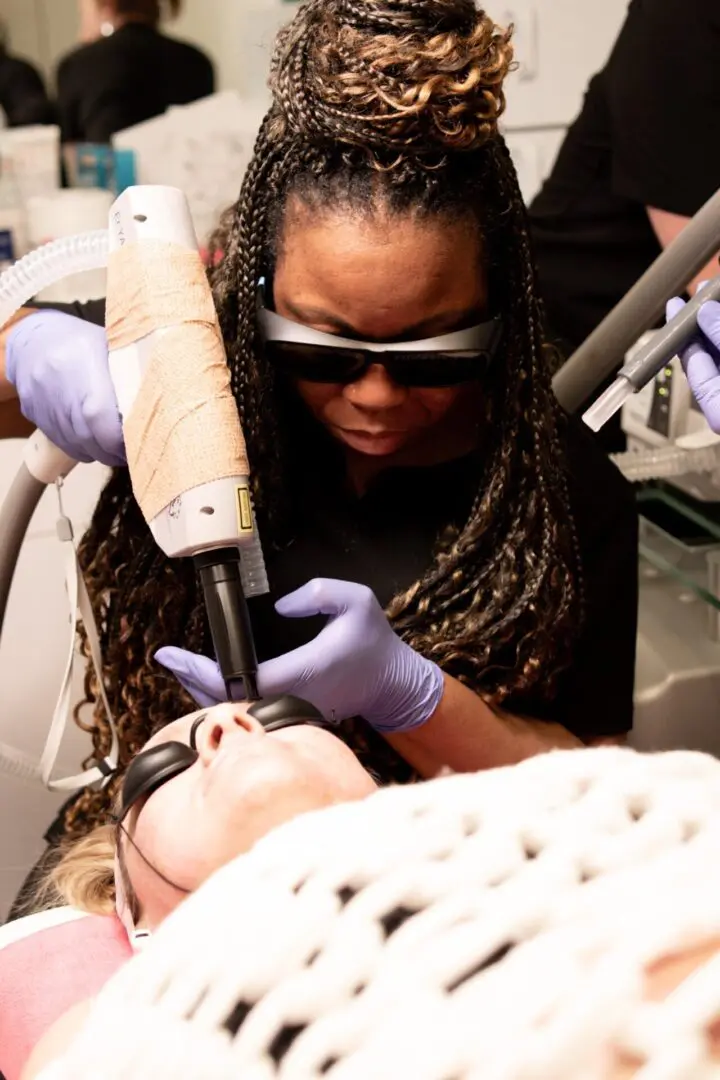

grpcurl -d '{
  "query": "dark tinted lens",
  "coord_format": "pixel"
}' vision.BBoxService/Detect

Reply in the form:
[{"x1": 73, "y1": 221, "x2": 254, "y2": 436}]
[
  {"x1": 384, "y1": 350, "x2": 491, "y2": 387},
  {"x1": 119, "y1": 742, "x2": 197, "y2": 820},
  {"x1": 265, "y1": 342, "x2": 491, "y2": 387},
  {"x1": 265, "y1": 341, "x2": 366, "y2": 383}
]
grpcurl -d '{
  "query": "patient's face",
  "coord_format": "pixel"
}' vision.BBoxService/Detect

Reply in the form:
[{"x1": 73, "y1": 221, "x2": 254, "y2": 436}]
[{"x1": 121, "y1": 705, "x2": 377, "y2": 926}]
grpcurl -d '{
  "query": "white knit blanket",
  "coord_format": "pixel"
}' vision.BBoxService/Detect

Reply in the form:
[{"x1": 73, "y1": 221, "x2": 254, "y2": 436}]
[{"x1": 45, "y1": 747, "x2": 720, "y2": 1079}]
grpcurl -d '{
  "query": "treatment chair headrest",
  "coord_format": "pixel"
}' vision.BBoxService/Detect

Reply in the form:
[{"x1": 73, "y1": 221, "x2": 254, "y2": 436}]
[{"x1": 0, "y1": 908, "x2": 131, "y2": 1080}]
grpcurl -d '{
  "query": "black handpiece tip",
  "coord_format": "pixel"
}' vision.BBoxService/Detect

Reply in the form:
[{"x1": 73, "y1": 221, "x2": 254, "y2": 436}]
[
  {"x1": 195, "y1": 549, "x2": 261, "y2": 705},
  {"x1": 226, "y1": 675, "x2": 260, "y2": 703}
]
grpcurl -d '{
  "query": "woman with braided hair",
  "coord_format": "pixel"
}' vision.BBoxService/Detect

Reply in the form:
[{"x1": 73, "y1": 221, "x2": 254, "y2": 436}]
[{"x1": 1, "y1": 0, "x2": 637, "y2": 857}]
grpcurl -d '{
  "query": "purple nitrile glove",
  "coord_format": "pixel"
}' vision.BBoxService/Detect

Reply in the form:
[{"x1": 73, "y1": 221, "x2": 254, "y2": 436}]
[
  {"x1": 156, "y1": 578, "x2": 446, "y2": 733},
  {"x1": 6, "y1": 310, "x2": 126, "y2": 466},
  {"x1": 667, "y1": 294, "x2": 720, "y2": 434}
]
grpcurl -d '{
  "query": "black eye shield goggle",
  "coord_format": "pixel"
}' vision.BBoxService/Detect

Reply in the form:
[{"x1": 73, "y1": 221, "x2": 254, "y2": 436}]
[
  {"x1": 117, "y1": 696, "x2": 328, "y2": 823},
  {"x1": 257, "y1": 300, "x2": 504, "y2": 389}
]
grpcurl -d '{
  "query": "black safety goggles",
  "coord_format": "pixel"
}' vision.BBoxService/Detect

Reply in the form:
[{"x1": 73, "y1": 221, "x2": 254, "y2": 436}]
[
  {"x1": 258, "y1": 305, "x2": 504, "y2": 389},
  {"x1": 116, "y1": 696, "x2": 328, "y2": 823}
]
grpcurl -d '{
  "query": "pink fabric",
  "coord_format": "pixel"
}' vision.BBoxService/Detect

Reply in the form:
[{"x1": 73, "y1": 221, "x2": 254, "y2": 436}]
[{"x1": 0, "y1": 914, "x2": 132, "y2": 1080}]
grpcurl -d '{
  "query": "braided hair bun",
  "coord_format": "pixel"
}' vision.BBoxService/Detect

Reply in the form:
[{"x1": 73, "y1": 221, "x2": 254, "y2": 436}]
[{"x1": 270, "y1": 0, "x2": 514, "y2": 156}]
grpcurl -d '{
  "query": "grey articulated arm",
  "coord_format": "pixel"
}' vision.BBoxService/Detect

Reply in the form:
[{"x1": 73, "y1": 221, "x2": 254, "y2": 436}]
[
  {"x1": 0, "y1": 440, "x2": 119, "y2": 788},
  {"x1": 0, "y1": 462, "x2": 46, "y2": 631},
  {"x1": 553, "y1": 186, "x2": 720, "y2": 414}
]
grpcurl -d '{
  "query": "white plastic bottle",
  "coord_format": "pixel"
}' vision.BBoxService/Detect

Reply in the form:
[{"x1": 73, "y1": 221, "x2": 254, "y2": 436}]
[{"x1": 0, "y1": 160, "x2": 25, "y2": 272}]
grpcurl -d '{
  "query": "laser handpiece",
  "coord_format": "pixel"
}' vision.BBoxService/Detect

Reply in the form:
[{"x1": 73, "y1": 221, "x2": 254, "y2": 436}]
[
  {"x1": 0, "y1": 184, "x2": 315, "y2": 791},
  {"x1": 106, "y1": 187, "x2": 268, "y2": 704},
  {"x1": 195, "y1": 549, "x2": 260, "y2": 701},
  {"x1": 583, "y1": 275, "x2": 720, "y2": 433}
]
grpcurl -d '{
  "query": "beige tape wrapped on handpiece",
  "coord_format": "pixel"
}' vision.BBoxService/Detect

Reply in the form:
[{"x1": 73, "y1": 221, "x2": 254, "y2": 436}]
[{"x1": 106, "y1": 241, "x2": 249, "y2": 524}]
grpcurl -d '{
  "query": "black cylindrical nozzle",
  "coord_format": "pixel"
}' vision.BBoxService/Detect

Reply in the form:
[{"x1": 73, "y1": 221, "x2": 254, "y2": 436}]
[{"x1": 194, "y1": 548, "x2": 260, "y2": 702}]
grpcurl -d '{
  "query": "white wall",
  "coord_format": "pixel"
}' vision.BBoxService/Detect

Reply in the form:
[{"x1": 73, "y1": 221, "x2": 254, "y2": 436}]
[
  {"x1": 2, "y1": 0, "x2": 44, "y2": 68},
  {"x1": 172, "y1": 0, "x2": 632, "y2": 131},
  {"x1": 41, "y1": 0, "x2": 83, "y2": 78},
  {"x1": 502, "y1": 0, "x2": 630, "y2": 128},
  {"x1": 6, "y1": 0, "x2": 632, "y2": 124},
  {"x1": 173, "y1": 0, "x2": 633, "y2": 203},
  {"x1": 499, "y1": 0, "x2": 630, "y2": 201},
  {"x1": 2, "y1": 0, "x2": 78, "y2": 79}
]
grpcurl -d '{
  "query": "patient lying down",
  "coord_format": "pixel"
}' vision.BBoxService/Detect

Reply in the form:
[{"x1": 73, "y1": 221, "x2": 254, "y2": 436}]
[
  {"x1": 16, "y1": 705, "x2": 377, "y2": 1080},
  {"x1": 61, "y1": 703, "x2": 377, "y2": 934},
  {"x1": 18, "y1": 737, "x2": 720, "y2": 1080}
]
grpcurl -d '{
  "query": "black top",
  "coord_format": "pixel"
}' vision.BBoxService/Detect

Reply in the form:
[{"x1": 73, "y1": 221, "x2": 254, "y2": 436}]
[
  {"x1": 55, "y1": 23, "x2": 215, "y2": 143},
  {"x1": 0, "y1": 48, "x2": 55, "y2": 128},
  {"x1": 529, "y1": 0, "x2": 720, "y2": 356},
  {"x1": 52, "y1": 298, "x2": 639, "y2": 744}
]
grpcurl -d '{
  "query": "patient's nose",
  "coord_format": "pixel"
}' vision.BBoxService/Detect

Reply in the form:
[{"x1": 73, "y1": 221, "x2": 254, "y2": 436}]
[{"x1": 197, "y1": 704, "x2": 264, "y2": 764}]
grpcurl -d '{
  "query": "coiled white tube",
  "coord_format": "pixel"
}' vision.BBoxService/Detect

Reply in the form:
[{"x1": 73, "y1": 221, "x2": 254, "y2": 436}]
[
  {"x1": 0, "y1": 229, "x2": 109, "y2": 328},
  {"x1": 612, "y1": 443, "x2": 720, "y2": 482}
]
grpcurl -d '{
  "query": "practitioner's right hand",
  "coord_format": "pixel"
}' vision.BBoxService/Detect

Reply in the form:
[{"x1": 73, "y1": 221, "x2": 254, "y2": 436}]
[
  {"x1": 156, "y1": 578, "x2": 445, "y2": 732},
  {"x1": 6, "y1": 310, "x2": 126, "y2": 466}
]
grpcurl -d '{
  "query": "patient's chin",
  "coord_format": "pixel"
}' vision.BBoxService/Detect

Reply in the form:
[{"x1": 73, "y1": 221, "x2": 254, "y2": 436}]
[{"x1": 274, "y1": 724, "x2": 379, "y2": 795}]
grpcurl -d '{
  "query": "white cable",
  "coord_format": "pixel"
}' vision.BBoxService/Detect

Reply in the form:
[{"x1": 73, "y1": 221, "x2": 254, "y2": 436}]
[
  {"x1": 42, "y1": 747, "x2": 720, "y2": 1079},
  {"x1": 0, "y1": 482, "x2": 117, "y2": 790},
  {"x1": 40, "y1": 482, "x2": 117, "y2": 789},
  {"x1": 0, "y1": 232, "x2": 118, "y2": 791}
]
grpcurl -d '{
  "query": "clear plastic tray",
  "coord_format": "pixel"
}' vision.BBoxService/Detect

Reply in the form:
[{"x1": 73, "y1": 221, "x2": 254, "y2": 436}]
[{"x1": 637, "y1": 488, "x2": 720, "y2": 614}]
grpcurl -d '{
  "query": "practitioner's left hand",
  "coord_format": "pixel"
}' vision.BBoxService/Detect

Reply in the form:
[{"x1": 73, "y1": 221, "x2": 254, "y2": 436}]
[
  {"x1": 155, "y1": 578, "x2": 445, "y2": 733},
  {"x1": 667, "y1": 291, "x2": 720, "y2": 433}
]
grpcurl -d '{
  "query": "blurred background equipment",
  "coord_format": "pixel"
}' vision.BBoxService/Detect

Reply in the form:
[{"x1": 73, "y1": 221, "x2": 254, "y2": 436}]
[
  {"x1": 111, "y1": 92, "x2": 264, "y2": 251},
  {"x1": 0, "y1": 17, "x2": 55, "y2": 130}
]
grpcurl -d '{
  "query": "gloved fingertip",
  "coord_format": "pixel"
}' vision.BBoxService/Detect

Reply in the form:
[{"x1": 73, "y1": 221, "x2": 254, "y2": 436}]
[
  {"x1": 666, "y1": 296, "x2": 685, "y2": 322},
  {"x1": 174, "y1": 681, "x2": 220, "y2": 710},
  {"x1": 4, "y1": 351, "x2": 16, "y2": 389},
  {"x1": 154, "y1": 646, "x2": 200, "y2": 678},
  {"x1": 154, "y1": 645, "x2": 182, "y2": 666},
  {"x1": 92, "y1": 427, "x2": 126, "y2": 468},
  {"x1": 276, "y1": 578, "x2": 364, "y2": 619},
  {"x1": 3, "y1": 321, "x2": 30, "y2": 384},
  {"x1": 698, "y1": 299, "x2": 720, "y2": 330},
  {"x1": 274, "y1": 587, "x2": 316, "y2": 617}
]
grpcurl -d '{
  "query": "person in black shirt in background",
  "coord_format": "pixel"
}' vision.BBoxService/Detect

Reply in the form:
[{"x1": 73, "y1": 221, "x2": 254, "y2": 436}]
[
  {"x1": 56, "y1": 0, "x2": 215, "y2": 144},
  {"x1": 529, "y1": 0, "x2": 720, "y2": 451},
  {"x1": 0, "y1": 21, "x2": 55, "y2": 128}
]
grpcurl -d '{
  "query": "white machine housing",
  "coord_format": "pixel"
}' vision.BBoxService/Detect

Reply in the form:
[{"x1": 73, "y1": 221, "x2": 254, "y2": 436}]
[{"x1": 622, "y1": 331, "x2": 720, "y2": 502}]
